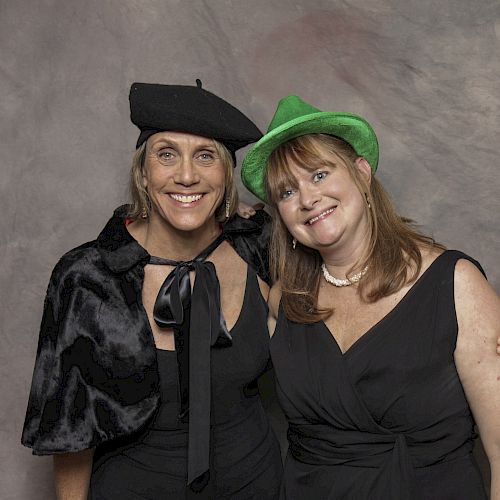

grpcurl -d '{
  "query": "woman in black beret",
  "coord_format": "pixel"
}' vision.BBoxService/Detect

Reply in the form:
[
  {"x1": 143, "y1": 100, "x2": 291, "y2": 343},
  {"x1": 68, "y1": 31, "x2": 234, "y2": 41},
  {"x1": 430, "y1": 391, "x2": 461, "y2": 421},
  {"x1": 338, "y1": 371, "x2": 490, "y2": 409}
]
[{"x1": 22, "y1": 81, "x2": 282, "y2": 499}]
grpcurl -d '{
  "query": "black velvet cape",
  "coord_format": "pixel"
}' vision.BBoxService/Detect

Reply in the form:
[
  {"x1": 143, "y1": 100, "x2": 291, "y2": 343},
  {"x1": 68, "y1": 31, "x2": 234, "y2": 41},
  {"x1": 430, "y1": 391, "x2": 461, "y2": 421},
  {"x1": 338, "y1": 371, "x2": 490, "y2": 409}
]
[{"x1": 21, "y1": 206, "x2": 271, "y2": 455}]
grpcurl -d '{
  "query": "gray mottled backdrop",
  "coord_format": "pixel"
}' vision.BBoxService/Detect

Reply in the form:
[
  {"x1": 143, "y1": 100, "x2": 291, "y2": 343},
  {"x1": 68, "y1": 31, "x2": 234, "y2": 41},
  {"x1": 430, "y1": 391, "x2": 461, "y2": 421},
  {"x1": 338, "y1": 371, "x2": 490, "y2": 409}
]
[{"x1": 1, "y1": 0, "x2": 499, "y2": 498}]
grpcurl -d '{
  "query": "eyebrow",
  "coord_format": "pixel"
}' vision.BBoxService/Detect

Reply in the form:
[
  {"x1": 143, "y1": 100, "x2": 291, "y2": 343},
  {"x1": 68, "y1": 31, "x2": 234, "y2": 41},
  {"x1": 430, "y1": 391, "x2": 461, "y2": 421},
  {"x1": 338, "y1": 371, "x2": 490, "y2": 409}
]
[{"x1": 150, "y1": 139, "x2": 216, "y2": 150}]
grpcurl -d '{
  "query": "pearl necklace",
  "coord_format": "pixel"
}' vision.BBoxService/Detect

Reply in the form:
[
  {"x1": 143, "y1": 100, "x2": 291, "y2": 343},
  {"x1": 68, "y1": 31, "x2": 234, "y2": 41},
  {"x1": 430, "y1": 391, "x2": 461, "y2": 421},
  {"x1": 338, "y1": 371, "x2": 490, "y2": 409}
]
[{"x1": 321, "y1": 263, "x2": 368, "y2": 287}]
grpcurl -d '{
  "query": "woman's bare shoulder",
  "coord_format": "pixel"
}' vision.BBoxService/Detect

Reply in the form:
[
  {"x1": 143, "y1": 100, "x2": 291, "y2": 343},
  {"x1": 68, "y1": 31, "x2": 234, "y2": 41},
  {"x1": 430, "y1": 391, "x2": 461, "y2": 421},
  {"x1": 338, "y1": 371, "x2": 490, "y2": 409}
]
[
  {"x1": 420, "y1": 245, "x2": 445, "y2": 268},
  {"x1": 410, "y1": 244, "x2": 445, "y2": 281}
]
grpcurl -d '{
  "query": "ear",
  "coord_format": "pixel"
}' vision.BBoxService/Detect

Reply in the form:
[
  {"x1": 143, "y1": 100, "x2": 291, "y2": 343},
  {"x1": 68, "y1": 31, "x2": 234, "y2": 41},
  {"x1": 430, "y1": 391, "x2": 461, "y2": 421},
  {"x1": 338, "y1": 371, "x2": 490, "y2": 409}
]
[
  {"x1": 141, "y1": 140, "x2": 151, "y2": 188},
  {"x1": 141, "y1": 154, "x2": 149, "y2": 189},
  {"x1": 355, "y1": 157, "x2": 372, "y2": 186}
]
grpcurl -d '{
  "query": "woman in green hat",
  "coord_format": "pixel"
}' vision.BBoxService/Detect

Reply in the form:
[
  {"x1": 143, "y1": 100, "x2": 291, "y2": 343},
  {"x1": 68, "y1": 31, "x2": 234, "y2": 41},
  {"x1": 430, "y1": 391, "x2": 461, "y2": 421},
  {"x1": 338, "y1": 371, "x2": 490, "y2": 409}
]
[{"x1": 241, "y1": 96, "x2": 500, "y2": 499}]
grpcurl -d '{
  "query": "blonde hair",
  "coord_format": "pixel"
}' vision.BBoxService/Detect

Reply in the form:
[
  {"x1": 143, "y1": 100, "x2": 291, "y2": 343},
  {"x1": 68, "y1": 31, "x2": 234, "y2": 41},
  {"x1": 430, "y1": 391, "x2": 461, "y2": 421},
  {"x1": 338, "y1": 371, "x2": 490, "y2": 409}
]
[
  {"x1": 265, "y1": 134, "x2": 444, "y2": 324},
  {"x1": 127, "y1": 139, "x2": 238, "y2": 222}
]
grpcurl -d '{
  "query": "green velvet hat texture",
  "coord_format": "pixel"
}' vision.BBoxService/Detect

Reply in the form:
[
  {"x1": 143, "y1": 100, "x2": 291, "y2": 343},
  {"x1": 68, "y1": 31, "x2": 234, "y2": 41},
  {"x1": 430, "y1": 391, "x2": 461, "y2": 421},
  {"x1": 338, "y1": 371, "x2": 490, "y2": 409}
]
[{"x1": 241, "y1": 95, "x2": 379, "y2": 201}]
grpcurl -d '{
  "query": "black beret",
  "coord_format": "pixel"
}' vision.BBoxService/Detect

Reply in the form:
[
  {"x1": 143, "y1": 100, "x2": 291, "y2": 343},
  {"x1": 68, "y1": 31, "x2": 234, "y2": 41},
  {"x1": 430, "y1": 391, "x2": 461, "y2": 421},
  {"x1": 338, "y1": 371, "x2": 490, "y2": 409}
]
[{"x1": 129, "y1": 81, "x2": 262, "y2": 156}]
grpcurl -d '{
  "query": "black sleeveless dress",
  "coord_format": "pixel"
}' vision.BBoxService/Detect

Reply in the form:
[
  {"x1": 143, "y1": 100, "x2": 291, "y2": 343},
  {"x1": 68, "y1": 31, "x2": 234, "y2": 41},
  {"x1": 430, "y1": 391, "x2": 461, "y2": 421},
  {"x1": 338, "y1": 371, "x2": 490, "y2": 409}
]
[
  {"x1": 270, "y1": 251, "x2": 487, "y2": 500},
  {"x1": 90, "y1": 266, "x2": 282, "y2": 499}
]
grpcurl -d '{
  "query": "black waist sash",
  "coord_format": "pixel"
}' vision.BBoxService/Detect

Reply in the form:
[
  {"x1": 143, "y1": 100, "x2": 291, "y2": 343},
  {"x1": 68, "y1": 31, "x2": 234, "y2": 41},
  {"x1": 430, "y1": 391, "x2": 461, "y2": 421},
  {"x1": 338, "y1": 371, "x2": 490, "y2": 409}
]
[
  {"x1": 288, "y1": 421, "x2": 473, "y2": 500},
  {"x1": 150, "y1": 233, "x2": 231, "y2": 490}
]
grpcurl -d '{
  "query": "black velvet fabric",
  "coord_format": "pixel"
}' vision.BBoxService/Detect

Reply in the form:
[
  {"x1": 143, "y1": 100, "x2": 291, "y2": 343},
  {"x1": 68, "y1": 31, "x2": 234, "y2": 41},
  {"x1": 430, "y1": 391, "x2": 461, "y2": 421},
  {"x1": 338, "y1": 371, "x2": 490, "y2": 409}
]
[{"x1": 21, "y1": 205, "x2": 272, "y2": 455}]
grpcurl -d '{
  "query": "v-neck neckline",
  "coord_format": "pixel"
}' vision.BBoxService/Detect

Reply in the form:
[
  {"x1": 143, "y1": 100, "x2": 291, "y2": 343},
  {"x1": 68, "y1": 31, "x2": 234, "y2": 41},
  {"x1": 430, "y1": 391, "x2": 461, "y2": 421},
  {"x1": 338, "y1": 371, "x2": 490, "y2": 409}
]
[{"x1": 322, "y1": 250, "x2": 448, "y2": 357}]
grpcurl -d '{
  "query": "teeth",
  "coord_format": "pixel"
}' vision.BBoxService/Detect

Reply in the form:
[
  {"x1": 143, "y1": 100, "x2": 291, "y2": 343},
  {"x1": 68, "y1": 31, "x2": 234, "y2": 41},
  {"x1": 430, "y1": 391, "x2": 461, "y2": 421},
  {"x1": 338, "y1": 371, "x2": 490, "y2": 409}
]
[
  {"x1": 307, "y1": 208, "x2": 335, "y2": 225},
  {"x1": 170, "y1": 194, "x2": 203, "y2": 203}
]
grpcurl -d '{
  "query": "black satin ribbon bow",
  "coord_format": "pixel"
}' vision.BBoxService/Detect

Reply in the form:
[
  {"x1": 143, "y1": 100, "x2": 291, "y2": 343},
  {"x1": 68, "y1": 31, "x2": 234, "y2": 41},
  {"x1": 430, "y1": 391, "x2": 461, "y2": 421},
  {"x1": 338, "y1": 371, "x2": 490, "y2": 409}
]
[{"x1": 150, "y1": 232, "x2": 231, "y2": 489}]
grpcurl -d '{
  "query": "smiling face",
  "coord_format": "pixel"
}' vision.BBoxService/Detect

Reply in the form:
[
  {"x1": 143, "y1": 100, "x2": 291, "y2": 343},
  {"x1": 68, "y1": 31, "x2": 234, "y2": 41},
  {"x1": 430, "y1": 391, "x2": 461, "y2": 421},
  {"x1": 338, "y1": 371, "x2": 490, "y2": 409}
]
[
  {"x1": 268, "y1": 134, "x2": 372, "y2": 260},
  {"x1": 142, "y1": 131, "x2": 227, "y2": 234}
]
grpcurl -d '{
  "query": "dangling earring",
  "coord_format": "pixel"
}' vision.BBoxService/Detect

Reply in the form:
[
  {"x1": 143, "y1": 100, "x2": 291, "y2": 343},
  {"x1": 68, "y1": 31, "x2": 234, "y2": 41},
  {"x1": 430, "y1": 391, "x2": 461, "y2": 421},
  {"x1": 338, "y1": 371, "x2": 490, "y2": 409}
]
[
  {"x1": 364, "y1": 192, "x2": 371, "y2": 209},
  {"x1": 292, "y1": 238, "x2": 297, "y2": 250},
  {"x1": 225, "y1": 198, "x2": 230, "y2": 219},
  {"x1": 141, "y1": 186, "x2": 150, "y2": 219}
]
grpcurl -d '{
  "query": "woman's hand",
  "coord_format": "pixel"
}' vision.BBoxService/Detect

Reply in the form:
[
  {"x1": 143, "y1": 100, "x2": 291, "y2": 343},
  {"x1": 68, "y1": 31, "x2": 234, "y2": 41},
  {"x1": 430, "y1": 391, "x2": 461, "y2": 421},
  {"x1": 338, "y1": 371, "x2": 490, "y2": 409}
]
[
  {"x1": 454, "y1": 260, "x2": 500, "y2": 499},
  {"x1": 237, "y1": 201, "x2": 265, "y2": 219},
  {"x1": 53, "y1": 449, "x2": 94, "y2": 500}
]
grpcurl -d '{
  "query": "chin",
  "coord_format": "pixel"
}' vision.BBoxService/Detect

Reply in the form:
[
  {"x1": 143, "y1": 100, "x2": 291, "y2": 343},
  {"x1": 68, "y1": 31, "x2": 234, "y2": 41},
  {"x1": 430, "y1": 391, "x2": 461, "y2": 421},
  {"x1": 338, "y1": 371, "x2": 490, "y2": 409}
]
[
  {"x1": 169, "y1": 217, "x2": 211, "y2": 232},
  {"x1": 299, "y1": 232, "x2": 341, "y2": 250},
  {"x1": 164, "y1": 211, "x2": 218, "y2": 232}
]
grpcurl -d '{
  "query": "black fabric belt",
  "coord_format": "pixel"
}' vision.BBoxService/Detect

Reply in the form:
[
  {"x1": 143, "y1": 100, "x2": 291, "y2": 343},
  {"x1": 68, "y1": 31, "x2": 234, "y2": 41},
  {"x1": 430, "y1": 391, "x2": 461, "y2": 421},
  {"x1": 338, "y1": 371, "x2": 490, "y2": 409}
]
[{"x1": 287, "y1": 422, "x2": 471, "y2": 500}]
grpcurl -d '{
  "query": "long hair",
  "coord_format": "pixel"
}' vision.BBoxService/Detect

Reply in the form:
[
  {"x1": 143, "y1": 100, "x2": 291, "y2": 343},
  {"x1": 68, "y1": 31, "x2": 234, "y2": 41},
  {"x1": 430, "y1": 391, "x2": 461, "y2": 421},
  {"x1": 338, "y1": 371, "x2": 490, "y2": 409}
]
[
  {"x1": 265, "y1": 134, "x2": 444, "y2": 324},
  {"x1": 127, "y1": 139, "x2": 238, "y2": 222}
]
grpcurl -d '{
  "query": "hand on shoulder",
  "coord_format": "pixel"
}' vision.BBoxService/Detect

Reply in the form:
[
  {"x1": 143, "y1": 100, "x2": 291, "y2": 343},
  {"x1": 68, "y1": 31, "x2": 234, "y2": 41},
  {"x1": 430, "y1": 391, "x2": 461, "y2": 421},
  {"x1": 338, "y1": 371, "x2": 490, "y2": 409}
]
[{"x1": 236, "y1": 200, "x2": 265, "y2": 219}]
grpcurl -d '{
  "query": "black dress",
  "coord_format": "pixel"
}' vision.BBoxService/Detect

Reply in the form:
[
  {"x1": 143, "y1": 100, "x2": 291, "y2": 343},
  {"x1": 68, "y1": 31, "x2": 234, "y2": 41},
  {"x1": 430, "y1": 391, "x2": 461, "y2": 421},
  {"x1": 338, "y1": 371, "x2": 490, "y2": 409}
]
[
  {"x1": 270, "y1": 251, "x2": 487, "y2": 500},
  {"x1": 90, "y1": 265, "x2": 282, "y2": 499}
]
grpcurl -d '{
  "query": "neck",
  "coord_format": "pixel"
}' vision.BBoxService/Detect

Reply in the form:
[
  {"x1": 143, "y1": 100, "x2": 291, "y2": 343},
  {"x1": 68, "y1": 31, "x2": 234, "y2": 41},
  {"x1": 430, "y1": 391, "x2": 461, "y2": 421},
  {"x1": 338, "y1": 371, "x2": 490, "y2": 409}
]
[
  {"x1": 321, "y1": 252, "x2": 366, "y2": 279},
  {"x1": 320, "y1": 225, "x2": 370, "y2": 279},
  {"x1": 130, "y1": 216, "x2": 221, "y2": 261}
]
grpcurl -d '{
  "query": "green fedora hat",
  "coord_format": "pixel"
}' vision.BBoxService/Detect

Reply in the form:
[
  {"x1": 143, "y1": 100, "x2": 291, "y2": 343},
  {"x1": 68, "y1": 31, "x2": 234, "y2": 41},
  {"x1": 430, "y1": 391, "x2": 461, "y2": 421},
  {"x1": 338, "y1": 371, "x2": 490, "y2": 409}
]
[{"x1": 241, "y1": 95, "x2": 379, "y2": 201}]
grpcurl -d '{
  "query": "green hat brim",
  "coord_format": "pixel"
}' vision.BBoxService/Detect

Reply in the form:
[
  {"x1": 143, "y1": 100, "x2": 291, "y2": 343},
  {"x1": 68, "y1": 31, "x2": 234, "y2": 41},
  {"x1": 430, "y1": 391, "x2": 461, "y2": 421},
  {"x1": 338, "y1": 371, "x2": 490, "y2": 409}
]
[{"x1": 241, "y1": 111, "x2": 379, "y2": 201}]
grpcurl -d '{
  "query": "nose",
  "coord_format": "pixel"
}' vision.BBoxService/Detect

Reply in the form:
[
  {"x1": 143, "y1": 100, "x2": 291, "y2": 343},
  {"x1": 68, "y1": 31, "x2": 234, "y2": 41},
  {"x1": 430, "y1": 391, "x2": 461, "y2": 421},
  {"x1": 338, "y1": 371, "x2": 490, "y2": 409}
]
[
  {"x1": 175, "y1": 157, "x2": 200, "y2": 186},
  {"x1": 298, "y1": 184, "x2": 320, "y2": 210}
]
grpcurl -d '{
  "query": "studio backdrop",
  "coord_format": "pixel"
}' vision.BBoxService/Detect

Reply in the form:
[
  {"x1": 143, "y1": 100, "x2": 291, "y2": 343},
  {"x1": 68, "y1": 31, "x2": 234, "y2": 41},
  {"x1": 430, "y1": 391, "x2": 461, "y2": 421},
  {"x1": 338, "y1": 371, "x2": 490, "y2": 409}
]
[{"x1": 1, "y1": 1, "x2": 499, "y2": 498}]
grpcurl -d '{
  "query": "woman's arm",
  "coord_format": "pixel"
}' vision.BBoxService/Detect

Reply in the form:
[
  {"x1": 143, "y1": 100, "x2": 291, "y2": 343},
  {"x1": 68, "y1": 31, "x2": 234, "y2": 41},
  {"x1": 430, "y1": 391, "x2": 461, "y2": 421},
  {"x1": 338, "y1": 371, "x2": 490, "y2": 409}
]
[
  {"x1": 53, "y1": 449, "x2": 94, "y2": 500},
  {"x1": 267, "y1": 284, "x2": 282, "y2": 337},
  {"x1": 454, "y1": 259, "x2": 500, "y2": 499}
]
